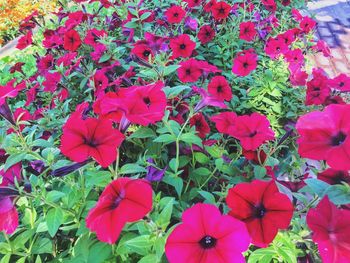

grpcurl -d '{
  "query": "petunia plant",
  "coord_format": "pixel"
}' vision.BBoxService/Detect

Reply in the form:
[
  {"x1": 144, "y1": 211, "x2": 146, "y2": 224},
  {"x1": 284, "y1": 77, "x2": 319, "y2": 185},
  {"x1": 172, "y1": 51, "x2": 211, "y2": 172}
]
[{"x1": 0, "y1": 0, "x2": 349, "y2": 262}]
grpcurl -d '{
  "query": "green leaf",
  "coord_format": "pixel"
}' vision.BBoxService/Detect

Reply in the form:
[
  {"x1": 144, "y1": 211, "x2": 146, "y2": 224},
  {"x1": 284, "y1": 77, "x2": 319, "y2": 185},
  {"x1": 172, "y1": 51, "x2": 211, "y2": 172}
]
[
  {"x1": 129, "y1": 127, "x2": 156, "y2": 139},
  {"x1": 180, "y1": 133, "x2": 202, "y2": 147},
  {"x1": 156, "y1": 198, "x2": 174, "y2": 229},
  {"x1": 304, "y1": 179, "x2": 330, "y2": 198},
  {"x1": 46, "y1": 191, "x2": 65, "y2": 203},
  {"x1": 46, "y1": 207, "x2": 64, "y2": 237},
  {"x1": 153, "y1": 134, "x2": 176, "y2": 144},
  {"x1": 85, "y1": 170, "x2": 112, "y2": 188},
  {"x1": 32, "y1": 238, "x2": 52, "y2": 254},
  {"x1": 87, "y1": 242, "x2": 112, "y2": 263},
  {"x1": 138, "y1": 255, "x2": 158, "y2": 263},
  {"x1": 198, "y1": 191, "x2": 216, "y2": 204},
  {"x1": 325, "y1": 184, "x2": 350, "y2": 205},
  {"x1": 119, "y1": 163, "x2": 147, "y2": 175},
  {"x1": 124, "y1": 235, "x2": 152, "y2": 256},
  {"x1": 163, "y1": 65, "x2": 180, "y2": 76},
  {"x1": 3, "y1": 153, "x2": 26, "y2": 171},
  {"x1": 163, "y1": 85, "x2": 190, "y2": 99}
]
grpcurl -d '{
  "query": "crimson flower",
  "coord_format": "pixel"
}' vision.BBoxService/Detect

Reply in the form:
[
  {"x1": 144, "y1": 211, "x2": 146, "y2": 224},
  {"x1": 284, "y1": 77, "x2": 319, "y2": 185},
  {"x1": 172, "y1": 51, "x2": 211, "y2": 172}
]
[
  {"x1": 228, "y1": 112, "x2": 275, "y2": 151},
  {"x1": 207, "y1": 75, "x2": 232, "y2": 102},
  {"x1": 300, "y1": 16, "x2": 316, "y2": 33},
  {"x1": 60, "y1": 114, "x2": 125, "y2": 168},
  {"x1": 329, "y1": 74, "x2": 350, "y2": 92},
  {"x1": 16, "y1": 31, "x2": 33, "y2": 50},
  {"x1": 84, "y1": 28, "x2": 107, "y2": 47},
  {"x1": 190, "y1": 113, "x2": 210, "y2": 138},
  {"x1": 262, "y1": 0, "x2": 277, "y2": 12},
  {"x1": 318, "y1": 169, "x2": 350, "y2": 185},
  {"x1": 0, "y1": 162, "x2": 22, "y2": 234},
  {"x1": 177, "y1": 58, "x2": 202, "y2": 83},
  {"x1": 197, "y1": 25, "x2": 215, "y2": 45},
  {"x1": 226, "y1": 180, "x2": 294, "y2": 247},
  {"x1": 99, "y1": 81, "x2": 167, "y2": 126},
  {"x1": 165, "y1": 203, "x2": 250, "y2": 263},
  {"x1": 86, "y1": 178, "x2": 153, "y2": 244},
  {"x1": 211, "y1": 112, "x2": 237, "y2": 134},
  {"x1": 265, "y1": 37, "x2": 288, "y2": 59},
  {"x1": 211, "y1": 1, "x2": 231, "y2": 21},
  {"x1": 296, "y1": 104, "x2": 350, "y2": 170},
  {"x1": 169, "y1": 34, "x2": 196, "y2": 59},
  {"x1": 0, "y1": 80, "x2": 25, "y2": 106},
  {"x1": 307, "y1": 197, "x2": 350, "y2": 263},
  {"x1": 239, "y1": 21, "x2": 257, "y2": 42},
  {"x1": 165, "y1": 5, "x2": 186, "y2": 24},
  {"x1": 183, "y1": 0, "x2": 202, "y2": 8},
  {"x1": 232, "y1": 49, "x2": 258, "y2": 77},
  {"x1": 305, "y1": 76, "x2": 330, "y2": 106},
  {"x1": 131, "y1": 43, "x2": 153, "y2": 61},
  {"x1": 63, "y1": 29, "x2": 82, "y2": 51}
]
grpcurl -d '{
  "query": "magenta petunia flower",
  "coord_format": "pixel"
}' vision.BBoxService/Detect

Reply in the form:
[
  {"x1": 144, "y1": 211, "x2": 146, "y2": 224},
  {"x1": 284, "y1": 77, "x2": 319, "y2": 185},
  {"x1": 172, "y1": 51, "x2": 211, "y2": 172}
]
[
  {"x1": 86, "y1": 178, "x2": 153, "y2": 244},
  {"x1": 165, "y1": 203, "x2": 250, "y2": 263},
  {"x1": 307, "y1": 196, "x2": 350, "y2": 263},
  {"x1": 296, "y1": 104, "x2": 350, "y2": 170},
  {"x1": 169, "y1": 34, "x2": 196, "y2": 59},
  {"x1": 232, "y1": 49, "x2": 258, "y2": 77},
  {"x1": 227, "y1": 180, "x2": 294, "y2": 247}
]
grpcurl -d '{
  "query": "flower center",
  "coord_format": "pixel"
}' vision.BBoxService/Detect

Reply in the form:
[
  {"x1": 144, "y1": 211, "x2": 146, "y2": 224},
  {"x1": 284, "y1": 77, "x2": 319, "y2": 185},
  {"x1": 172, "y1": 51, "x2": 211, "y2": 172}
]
[
  {"x1": 249, "y1": 130, "x2": 257, "y2": 137},
  {"x1": 253, "y1": 204, "x2": 266, "y2": 218},
  {"x1": 199, "y1": 235, "x2": 217, "y2": 249},
  {"x1": 173, "y1": 12, "x2": 179, "y2": 17},
  {"x1": 143, "y1": 97, "x2": 151, "y2": 106},
  {"x1": 219, "y1": 8, "x2": 225, "y2": 14},
  {"x1": 180, "y1": 44, "x2": 186, "y2": 49},
  {"x1": 111, "y1": 190, "x2": 125, "y2": 209},
  {"x1": 243, "y1": 62, "x2": 249, "y2": 68},
  {"x1": 331, "y1": 131, "x2": 347, "y2": 146},
  {"x1": 143, "y1": 50, "x2": 150, "y2": 57}
]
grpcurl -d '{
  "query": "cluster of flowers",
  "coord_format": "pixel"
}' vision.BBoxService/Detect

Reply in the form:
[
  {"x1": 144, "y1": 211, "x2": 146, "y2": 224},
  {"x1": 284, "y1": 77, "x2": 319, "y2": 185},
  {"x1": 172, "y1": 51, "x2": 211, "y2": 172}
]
[{"x1": 1, "y1": 0, "x2": 350, "y2": 262}]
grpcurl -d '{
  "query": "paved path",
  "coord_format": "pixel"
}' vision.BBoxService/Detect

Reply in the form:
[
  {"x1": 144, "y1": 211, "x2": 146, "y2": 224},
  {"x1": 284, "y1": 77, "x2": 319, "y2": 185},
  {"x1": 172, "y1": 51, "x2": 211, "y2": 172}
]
[{"x1": 308, "y1": 0, "x2": 350, "y2": 76}]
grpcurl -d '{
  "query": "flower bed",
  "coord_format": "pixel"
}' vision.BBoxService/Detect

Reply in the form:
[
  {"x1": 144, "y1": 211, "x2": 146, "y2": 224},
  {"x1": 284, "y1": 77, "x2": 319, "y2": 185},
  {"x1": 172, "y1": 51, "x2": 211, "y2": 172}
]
[{"x1": 0, "y1": 0, "x2": 349, "y2": 262}]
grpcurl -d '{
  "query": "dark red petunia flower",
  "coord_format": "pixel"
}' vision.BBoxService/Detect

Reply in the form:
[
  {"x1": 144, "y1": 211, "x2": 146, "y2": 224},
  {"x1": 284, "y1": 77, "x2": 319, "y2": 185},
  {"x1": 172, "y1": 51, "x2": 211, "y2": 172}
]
[
  {"x1": 92, "y1": 70, "x2": 109, "y2": 97},
  {"x1": 296, "y1": 104, "x2": 350, "y2": 170},
  {"x1": 165, "y1": 203, "x2": 250, "y2": 263},
  {"x1": 207, "y1": 75, "x2": 232, "y2": 101},
  {"x1": 289, "y1": 68, "x2": 308, "y2": 86},
  {"x1": 227, "y1": 180, "x2": 294, "y2": 247},
  {"x1": 165, "y1": 5, "x2": 186, "y2": 24},
  {"x1": 265, "y1": 37, "x2": 288, "y2": 59},
  {"x1": 239, "y1": 21, "x2": 257, "y2": 42},
  {"x1": 177, "y1": 58, "x2": 202, "y2": 83},
  {"x1": 211, "y1": 112, "x2": 237, "y2": 134},
  {"x1": 324, "y1": 95, "x2": 346, "y2": 106},
  {"x1": 329, "y1": 74, "x2": 350, "y2": 92},
  {"x1": 190, "y1": 113, "x2": 210, "y2": 138},
  {"x1": 262, "y1": 0, "x2": 277, "y2": 12},
  {"x1": 228, "y1": 112, "x2": 275, "y2": 151},
  {"x1": 84, "y1": 28, "x2": 107, "y2": 47},
  {"x1": 60, "y1": 113, "x2": 125, "y2": 168},
  {"x1": 284, "y1": 49, "x2": 304, "y2": 70},
  {"x1": 305, "y1": 75, "x2": 330, "y2": 106},
  {"x1": 232, "y1": 49, "x2": 258, "y2": 77},
  {"x1": 204, "y1": 0, "x2": 217, "y2": 12},
  {"x1": 169, "y1": 34, "x2": 196, "y2": 59},
  {"x1": 300, "y1": 16, "x2": 316, "y2": 34},
  {"x1": 211, "y1": 1, "x2": 231, "y2": 21},
  {"x1": 131, "y1": 43, "x2": 154, "y2": 61},
  {"x1": 197, "y1": 25, "x2": 215, "y2": 45},
  {"x1": 86, "y1": 178, "x2": 153, "y2": 244},
  {"x1": 43, "y1": 72, "x2": 61, "y2": 92},
  {"x1": 63, "y1": 29, "x2": 82, "y2": 51},
  {"x1": 99, "y1": 81, "x2": 167, "y2": 126},
  {"x1": 183, "y1": 0, "x2": 202, "y2": 8},
  {"x1": 318, "y1": 168, "x2": 350, "y2": 185},
  {"x1": 16, "y1": 31, "x2": 33, "y2": 50},
  {"x1": 307, "y1": 196, "x2": 350, "y2": 263}
]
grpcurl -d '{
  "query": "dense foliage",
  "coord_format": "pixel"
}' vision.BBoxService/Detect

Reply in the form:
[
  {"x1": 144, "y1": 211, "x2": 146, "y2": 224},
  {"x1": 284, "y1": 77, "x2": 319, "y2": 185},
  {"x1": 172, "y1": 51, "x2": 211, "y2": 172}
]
[{"x1": 1, "y1": 0, "x2": 350, "y2": 262}]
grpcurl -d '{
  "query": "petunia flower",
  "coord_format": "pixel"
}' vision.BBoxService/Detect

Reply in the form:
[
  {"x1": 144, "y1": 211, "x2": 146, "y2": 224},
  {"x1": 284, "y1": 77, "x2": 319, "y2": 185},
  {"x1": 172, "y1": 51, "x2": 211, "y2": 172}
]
[
  {"x1": 0, "y1": 162, "x2": 22, "y2": 234},
  {"x1": 190, "y1": 113, "x2": 210, "y2": 138},
  {"x1": 239, "y1": 21, "x2": 257, "y2": 42},
  {"x1": 307, "y1": 196, "x2": 350, "y2": 263},
  {"x1": 318, "y1": 168, "x2": 350, "y2": 185},
  {"x1": 16, "y1": 31, "x2": 33, "y2": 50},
  {"x1": 60, "y1": 113, "x2": 125, "y2": 168},
  {"x1": 177, "y1": 58, "x2": 202, "y2": 83},
  {"x1": 207, "y1": 75, "x2": 232, "y2": 102},
  {"x1": 210, "y1": 112, "x2": 237, "y2": 134},
  {"x1": 232, "y1": 49, "x2": 258, "y2": 77},
  {"x1": 228, "y1": 112, "x2": 275, "y2": 151},
  {"x1": 183, "y1": 0, "x2": 202, "y2": 8},
  {"x1": 296, "y1": 104, "x2": 350, "y2": 170},
  {"x1": 226, "y1": 180, "x2": 294, "y2": 247},
  {"x1": 211, "y1": 1, "x2": 231, "y2": 21},
  {"x1": 145, "y1": 158, "x2": 166, "y2": 182},
  {"x1": 63, "y1": 29, "x2": 82, "y2": 52},
  {"x1": 197, "y1": 25, "x2": 215, "y2": 45},
  {"x1": 165, "y1": 5, "x2": 186, "y2": 24},
  {"x1": 165, "y1": 203, "x2": 250, "y2": 263},
  {"x1": 169, "y1": 34, "x2": 196, "y2": 59},
  {"x1": 329, "y1": 74, "x2": 350, "y2": 92},
  {"x1": 86, "y1": 178, "x2": 153, "y2": 244}
]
